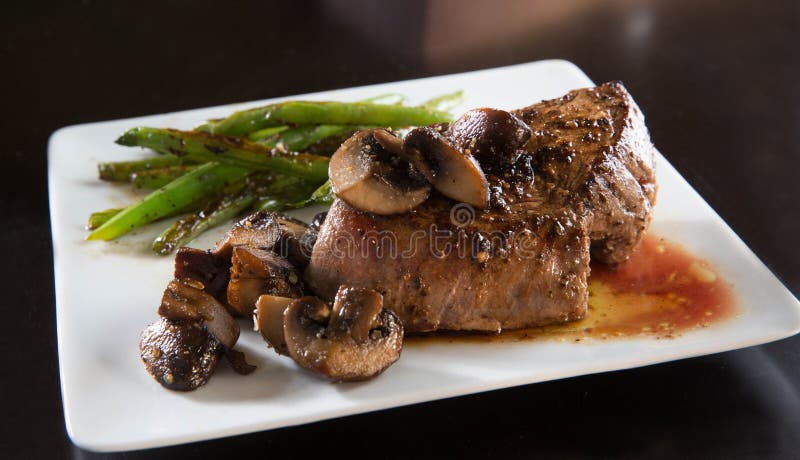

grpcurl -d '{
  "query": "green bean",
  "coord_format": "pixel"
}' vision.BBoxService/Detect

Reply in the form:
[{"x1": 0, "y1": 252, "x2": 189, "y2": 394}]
[
  {"x1": 420, "y1": 90, "x2": 464, "y2": 112},
  {"x1": 130, "y1": 165, "x2": 197, "y2": 189},
  {"x1": 98, "y1": 155, "x2": 194, "y2": 182},
  {"x1": 200, "y1": 93, "x2": 402, "y2": 134},
  {"x1": 252, "y1": 175, "x2": 320, "y2": 211},
  {"x1": 287, "y1": 180, "x2": 334, "y2": 208},
  {"x1": 206, "y1": 101, "x2": 453, "y2": 136},
  {"x1": 152, "y1": 191, "x2": 256, "y2": 255},
  {"x1": 86, "y1": 208, "x2": 124, "y2": 230},
  {"x1": 87, "y1": 198, "x2": 203, "y2": 231},
  {"x1": 116, "y1": 127, "x2": 329, "y2": 182},
  {"x1": 259, "y1": 124, "x2": 380, "y2": 151},
  {"x1": 247, "y1": 125, "x2": 290, "y2": 142},
  {"x1": 87, "y1": 162, "x2": 250, "y2": 241},
  {"x1": 362, "y1": 93, "x2": 405, "y2": 105}
]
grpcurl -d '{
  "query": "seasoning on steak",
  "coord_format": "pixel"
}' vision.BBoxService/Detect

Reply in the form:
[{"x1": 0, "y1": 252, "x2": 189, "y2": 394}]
[
  {"x1": 305, "y1": 82, "x2": 657, "y2": 332},
  {"x1": 514, "y1": 81, "x2": 657, "y2": 264}
]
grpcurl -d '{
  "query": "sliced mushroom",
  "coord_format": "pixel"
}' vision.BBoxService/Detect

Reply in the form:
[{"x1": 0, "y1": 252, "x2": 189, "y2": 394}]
[
  {"x1": 139, "y1": 317, "x2": 222, "y2": 391},
  {"x1": 213, "y1": 211, "x2": 281, "y2": 259},
  {"x1": 284, "y1": 285, "x2": 403, "y2": 381},
  {"x1": 227, "y1": 247, "x2": 303, "y2": 315},
  {"x1": 253, "y1": 294, "x2": 294, "y2": 355},
  {"x1": 159, "y1": 278, "x2": 240, "y2": 349},
  {"x1": 329, "y1": 129, "x2": 431, "y2": 215},
  {"x1": 214, "y1": 211, "x2": 311, "y2": 269},
  {"x1": 448, "y1": 108, "x2": 532, "y2": 169},
  {"x1": 403, "y1": 126, "x2": 490, "y2": 208},
  {"x1": 373, "y1": 128, "x2": 434, "y2": 181},
  {"x1": 173, "y1": 247, "x2": 231, "y2": 301}
]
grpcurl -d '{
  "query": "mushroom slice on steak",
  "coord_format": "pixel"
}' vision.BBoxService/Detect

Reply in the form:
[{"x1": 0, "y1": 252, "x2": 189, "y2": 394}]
[
  {"x1": 213, "y1": 211, "x2": 311, "y2": 269},
  {"x1": 159, "y1": 278, "x2": 240, "y2": 349},
  {"x1": 448, "y1": 108, "x2": 532, "y2": 170},
  {"x1": 227, "y1": 247, "x2": 303, "y2": 316},
  {"x1": 373, "y1": 128, "x2": 434, "y2": 181},
  {"x1": 253, "y1": 294, "x2": 294, "y2": 355},
  {"x1": 329, "y1": 129, "x2": 431, "y2": 215},
  {"x1": 139, "y1": 318, "x2": 222, "y2": 391},
  {"x1": 284, "y1": 286, "x2": 404, "y2": 381},
  {"x1": 403, "y1": 126, "x2": 489, "y2": 208},
  {"x1": 173, "y1": 247, "x2": 231, "y2": 301}
]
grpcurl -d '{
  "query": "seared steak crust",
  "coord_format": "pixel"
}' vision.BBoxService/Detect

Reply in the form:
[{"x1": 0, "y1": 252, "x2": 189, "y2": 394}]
[
  {"x1": 306, "y1": 198, "x2": 590, "y2": 332},
  {"x1": 514, "y1": 81, "x2": 657, "y2": 264},
  {"x1": 306, "y1": 82, "x2": 656, "y2": 332}
]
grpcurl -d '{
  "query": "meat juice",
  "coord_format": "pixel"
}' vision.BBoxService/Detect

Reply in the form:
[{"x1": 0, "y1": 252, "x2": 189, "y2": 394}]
[{"x1": 407, "y1": 235, "x2": 737, "y2": 344}]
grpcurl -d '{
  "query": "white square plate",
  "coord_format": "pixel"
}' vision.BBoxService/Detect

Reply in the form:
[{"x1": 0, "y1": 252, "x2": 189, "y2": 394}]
[{"x1": 49, "y1": 60, "x2": 800, "y2": 452}]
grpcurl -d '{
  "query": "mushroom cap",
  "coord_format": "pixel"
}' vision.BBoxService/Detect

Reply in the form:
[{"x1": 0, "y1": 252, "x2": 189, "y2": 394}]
[
  {"x1": 213, "y1": 211, "x2": 311, "y2": 269},
  {"x1": 253, "y1": 294, "x2": 293, "y2": 355},
  {"x1": 403, "y1": 126, "x2": 490, "y2": 209},
  {"x1": 329, "y1": 129, "x2": 431, "y2": 215},
  {"x1": 139, "y1": 318, "x2": 222, "y2": 391},
  {"x1": 448, "y1": 108, "x2": 532, "y2": 169},
  {"x1": 284, "y1": 286, "x2": 403, "y2": 381}
]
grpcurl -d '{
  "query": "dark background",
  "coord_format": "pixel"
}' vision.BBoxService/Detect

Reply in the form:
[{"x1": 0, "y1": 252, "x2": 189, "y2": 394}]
[{"x1": 2, "y1": 0, "x2": 799, "y2": 458}]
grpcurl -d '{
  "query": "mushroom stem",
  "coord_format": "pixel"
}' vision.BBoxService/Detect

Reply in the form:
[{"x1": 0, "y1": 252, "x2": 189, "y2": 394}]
[{"x1": 328, "y1": 286, "x2": 384, "y2": 343}]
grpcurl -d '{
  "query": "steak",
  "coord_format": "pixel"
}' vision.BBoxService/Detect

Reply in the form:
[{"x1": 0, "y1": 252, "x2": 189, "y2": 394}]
[
  {"x1": 305, "y1": 82, "x2": 657, "y2": 332},
  {"x1": 514, "y1": 81, "x2": 657, "y2": 264}
]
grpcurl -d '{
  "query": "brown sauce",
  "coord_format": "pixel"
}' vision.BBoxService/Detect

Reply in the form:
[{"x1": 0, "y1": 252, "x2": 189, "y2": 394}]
[{"x1": 407, "y1": 235, "x2": 737, "y2": 345}]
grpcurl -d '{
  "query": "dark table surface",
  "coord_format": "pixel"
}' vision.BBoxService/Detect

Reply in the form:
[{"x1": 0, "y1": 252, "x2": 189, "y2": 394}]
[{"x1": 3, "y1": 0, "x2": 799, "y2": 458}]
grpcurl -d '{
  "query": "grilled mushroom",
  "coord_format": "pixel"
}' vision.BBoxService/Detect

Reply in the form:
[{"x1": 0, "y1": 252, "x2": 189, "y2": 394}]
[
  {"x1": 448, "y1": 108, "x2": 532, "y2": 169},
  {"x1": 227, "y1": 247, "x2": 303, "y2": 316},
  {"x1": 139, "y1": 318, "x2": 222, "y2": 391},
  {"x1": 159, "y1": 278, "x2": 240, "y2": 349},
  {"x1": 214, "y1": 211, "x2": 312, "y2": 269},
  {"x1": 284, "y1": 286, "x2": 403, "y2": 381},
  {"x1": 173, "y1": 247, "x2": 231, "y2": 301},
  {"x1": 403, "y1": 126, "x2": 489, "y2": 208},
  {"x1": 253, "y1": 294, "x2": 294, "y2": 355},
  {"x1": 329, "y1": 129, "x2": 431, "y2": 215}
]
